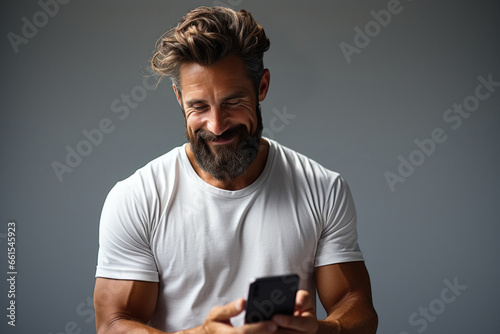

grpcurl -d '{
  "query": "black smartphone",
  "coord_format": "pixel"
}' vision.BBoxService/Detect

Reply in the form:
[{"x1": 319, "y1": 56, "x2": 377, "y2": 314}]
[{"x1": 244, "y1": 273, "x2": 300, "y2": 323}]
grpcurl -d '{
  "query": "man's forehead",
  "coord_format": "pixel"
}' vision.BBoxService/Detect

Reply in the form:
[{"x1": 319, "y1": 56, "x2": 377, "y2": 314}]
[
  {"x1": 179, "y1": 55, "x2": 249, "y2": 82},
  {"x1": 178, "y1": 55, "x2": 253, "y2": 95}
]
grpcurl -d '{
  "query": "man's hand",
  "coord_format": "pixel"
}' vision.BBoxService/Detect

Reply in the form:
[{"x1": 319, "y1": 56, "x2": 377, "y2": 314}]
[
  {"x1": 199, "y1": 298, "x2": 278, "y2": 334},
  {"x1": 271, "y1": 290, "x2": 320, "y2": 334}
]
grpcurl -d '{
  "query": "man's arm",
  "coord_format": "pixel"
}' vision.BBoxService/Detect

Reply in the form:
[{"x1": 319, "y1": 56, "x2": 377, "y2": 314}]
[
  {"x1": 315, "y1": 261, "x2": 378, "y2": 334},
  {"x1": 94, "y1": 277, "x2": 166, "y2": 334},
  {"x1": 94, "y1": 277, "x2": 279, "y2": 334}
]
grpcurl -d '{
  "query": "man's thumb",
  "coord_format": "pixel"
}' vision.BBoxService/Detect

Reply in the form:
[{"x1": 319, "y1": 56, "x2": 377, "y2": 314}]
[{"x1": 209, "y1": 298, "x2": 245, "y2": 321}]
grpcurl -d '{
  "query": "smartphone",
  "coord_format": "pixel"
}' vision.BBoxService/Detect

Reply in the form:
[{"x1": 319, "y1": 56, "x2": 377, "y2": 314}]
[{"x1": 244, "y1": 273, "x2": 300, "y2": 323}]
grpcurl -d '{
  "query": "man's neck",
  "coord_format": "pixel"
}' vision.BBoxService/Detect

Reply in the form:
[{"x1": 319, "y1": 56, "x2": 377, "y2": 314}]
[{"x1": 185, "y1": 139, "x2": 270, "y2": 191}]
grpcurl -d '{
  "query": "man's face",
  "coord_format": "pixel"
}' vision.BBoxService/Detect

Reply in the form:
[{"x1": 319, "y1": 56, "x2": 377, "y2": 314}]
[{"x1": 174, "y1": 54, "x2": 269, "y2": 181}]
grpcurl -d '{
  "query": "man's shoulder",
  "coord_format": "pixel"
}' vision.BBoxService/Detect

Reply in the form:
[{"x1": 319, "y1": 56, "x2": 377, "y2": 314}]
[{"x1": 269, "y1": 139, "x2": 340, "y2": 181}]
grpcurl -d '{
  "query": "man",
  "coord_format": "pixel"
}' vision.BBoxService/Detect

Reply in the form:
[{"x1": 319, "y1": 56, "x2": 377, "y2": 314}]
[{"x1": 94, "y1": 6, "x2": 377, "y2": 334}]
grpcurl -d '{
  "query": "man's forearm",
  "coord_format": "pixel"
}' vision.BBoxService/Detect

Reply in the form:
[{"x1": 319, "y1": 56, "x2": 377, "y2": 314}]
[
  {"x1": 98, "y1": 318, "x2": 167, "y2": 334},
  {"x1": 317, "y1": 294, "x2": 378, "y2": 334},
  {"x1": 100, "y1": 319, "x2": 203, "y2": 334}
]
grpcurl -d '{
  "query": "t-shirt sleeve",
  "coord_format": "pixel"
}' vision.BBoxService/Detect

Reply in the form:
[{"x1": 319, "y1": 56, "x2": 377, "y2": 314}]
[
  {"x1": 95, "y1": 181, "x2": 159, "y2": 282},
  {"x1": 314, "y1": 175, "x2": 364, "y2": 267}
]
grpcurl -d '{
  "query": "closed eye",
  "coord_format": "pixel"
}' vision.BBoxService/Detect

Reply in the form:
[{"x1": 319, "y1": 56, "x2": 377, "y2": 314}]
[
  {"x1": 224, "y1": 99, "x2": 240, "y2": 107},
  {"x1": 192, "y1": 104, "x2": 208, "y2": 111}
]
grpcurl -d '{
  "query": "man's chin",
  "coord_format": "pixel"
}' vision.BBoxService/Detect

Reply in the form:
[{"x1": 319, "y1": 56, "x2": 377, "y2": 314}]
[{"x1": 187, "y1": 123, "x2": 262, "y2": 181}]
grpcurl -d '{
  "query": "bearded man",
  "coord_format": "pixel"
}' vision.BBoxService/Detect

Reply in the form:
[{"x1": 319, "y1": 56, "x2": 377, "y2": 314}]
[{"x1": 94, "y1": 6, "x2": 377, "y2": 334}]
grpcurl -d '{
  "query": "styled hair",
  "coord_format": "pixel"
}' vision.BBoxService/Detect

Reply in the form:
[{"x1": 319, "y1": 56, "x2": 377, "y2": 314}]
[{"x1": 151, "y1": 6, "x2": 270, "y2": 94}]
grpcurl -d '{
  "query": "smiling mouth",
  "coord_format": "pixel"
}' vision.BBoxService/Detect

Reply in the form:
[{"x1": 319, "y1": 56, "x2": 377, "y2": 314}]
[
  {"x1": 197, "y1": 124, "x2": 245, "y2": 146},
  {"x1": 210, "y1": 136, "x2": 236, "y2": 145}
]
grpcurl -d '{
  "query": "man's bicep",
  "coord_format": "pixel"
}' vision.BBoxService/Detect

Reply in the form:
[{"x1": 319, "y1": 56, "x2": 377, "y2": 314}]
[
  {"x1": 314, "y1": 261, "x2": 374, "y2": 314},
  {"x1": 94, "y1": 277, "x2": 158, "y2": 333}
]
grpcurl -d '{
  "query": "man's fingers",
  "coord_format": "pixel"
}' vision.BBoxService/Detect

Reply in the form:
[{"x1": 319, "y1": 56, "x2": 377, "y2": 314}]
[
  {"x1": 207, "y1": 298, "x2": 245, "y2": 321},
  {"x1": 269, "y1": 291, "x2": 318, "y2": 333},
  {"x1": 242, "y1": 321, "x2": 278, "y2": 333},
  {"x1": 294, "y1": 290, "x2": 314, "y2": 313},
  {"x1": 202, "y1": 299, "x2": 279, "y2": 334}
]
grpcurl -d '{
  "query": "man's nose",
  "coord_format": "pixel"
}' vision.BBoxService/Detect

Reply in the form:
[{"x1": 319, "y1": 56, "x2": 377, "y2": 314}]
[{"x1": 206, "y1": 106, "x2": 230, "y2": 136}]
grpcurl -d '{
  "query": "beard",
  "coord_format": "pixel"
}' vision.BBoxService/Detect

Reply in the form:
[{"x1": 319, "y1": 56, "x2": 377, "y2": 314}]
[{"x1": 186, "y1": 105, "x2": 264, "y2": 181}]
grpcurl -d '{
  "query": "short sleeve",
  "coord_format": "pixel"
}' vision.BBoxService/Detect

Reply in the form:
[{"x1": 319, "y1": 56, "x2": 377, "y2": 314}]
[
  {"x1": 95, "y1": 181, "x2": 159, "y2": 282},
  {"x1": 314, "y1": 176, "x2": 364, "y2": 267}
]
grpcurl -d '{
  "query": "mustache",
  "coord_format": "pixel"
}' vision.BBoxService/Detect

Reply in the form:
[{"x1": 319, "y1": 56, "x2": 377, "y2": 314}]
[{"x1": 195, "y1": 124, "x2": 247, "y2": 141}]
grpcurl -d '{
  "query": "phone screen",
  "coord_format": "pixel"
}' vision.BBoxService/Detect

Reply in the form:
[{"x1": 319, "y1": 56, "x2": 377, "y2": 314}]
[{"x1": 244, "y1": 274, "x2": 300, "y2": 323}]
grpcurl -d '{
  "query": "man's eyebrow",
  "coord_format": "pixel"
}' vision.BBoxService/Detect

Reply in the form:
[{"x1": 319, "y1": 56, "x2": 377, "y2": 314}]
[
  {"x1": 223, "y1": 93, "x2": 246, "y2": 101},
  {"x1": 185, "y1": 99, "x2": 207, "y2": 107},
  {"x1": 185, "y1": 93, "x2": 248, "y2": 106}
]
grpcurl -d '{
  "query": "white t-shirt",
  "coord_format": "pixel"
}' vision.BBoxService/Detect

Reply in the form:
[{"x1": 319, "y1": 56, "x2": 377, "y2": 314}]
[{"x1": 96, "y1": 139, "x2": 363, "y2": 331}]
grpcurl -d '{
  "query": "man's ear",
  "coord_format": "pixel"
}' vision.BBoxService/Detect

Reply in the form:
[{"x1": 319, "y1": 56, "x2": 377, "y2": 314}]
[
  {"x1": 258, "y1": 69, "x2": 271, "y2": 103},
  {"x1": 173, "y1": 84, "x2": 182, "y2": 107}
]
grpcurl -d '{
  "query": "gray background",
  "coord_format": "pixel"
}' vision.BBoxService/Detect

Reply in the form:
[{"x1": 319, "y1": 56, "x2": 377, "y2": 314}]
[{"x1": 1, "y1": 0, "x2": 499, "y2": 333}]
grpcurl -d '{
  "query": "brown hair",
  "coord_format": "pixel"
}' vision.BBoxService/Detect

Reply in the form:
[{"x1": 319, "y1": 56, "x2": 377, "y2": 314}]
[{"x1": 151, "y1": 6, "x2": 270, "y2": 94}]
